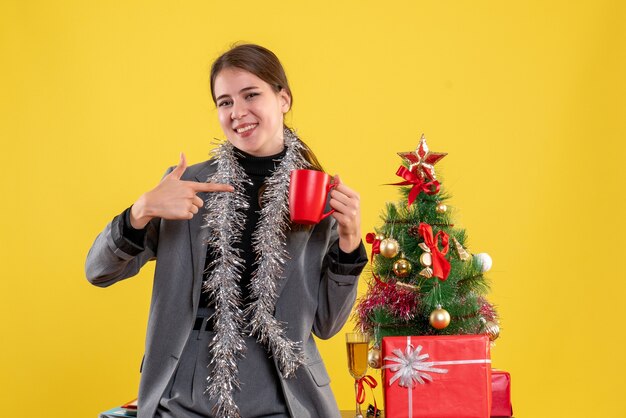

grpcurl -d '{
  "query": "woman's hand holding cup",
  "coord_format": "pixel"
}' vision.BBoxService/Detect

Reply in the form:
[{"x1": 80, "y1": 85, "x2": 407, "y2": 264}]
[
  {"x1": 329, "y1": 175, "x2": 362, "y2": 253},
  {"x1": 130, "y1": 153, "x2": 234, "y2": 229}
]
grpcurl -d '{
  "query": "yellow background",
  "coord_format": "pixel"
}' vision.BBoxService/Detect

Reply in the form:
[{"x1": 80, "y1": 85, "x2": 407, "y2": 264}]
[{"x1": 1, "y1": 1, "x2": 625, "y2": 417}]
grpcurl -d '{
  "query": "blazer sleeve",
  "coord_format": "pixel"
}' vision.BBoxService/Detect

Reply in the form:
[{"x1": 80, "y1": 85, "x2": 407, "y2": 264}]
[
  {"x1": 312, "y1": 218, "x2": 368, "y2": 339},
  {"x1": 85, "y1": 213, "x2": 160, "y2": 287},
  {"x1": 84, "y1": 167, "x2": 172, "y2": 287}
]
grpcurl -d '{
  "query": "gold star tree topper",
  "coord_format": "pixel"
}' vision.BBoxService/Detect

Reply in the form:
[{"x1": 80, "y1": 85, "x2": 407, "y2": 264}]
[{"x1": 397, "y1": 134, "x2": 447, "y2": 180}]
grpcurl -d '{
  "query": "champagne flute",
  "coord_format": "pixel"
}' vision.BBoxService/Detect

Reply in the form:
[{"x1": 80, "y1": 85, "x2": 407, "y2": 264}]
[{"x1": 346, "y1": 332, "x2": 370, "y2": 418}]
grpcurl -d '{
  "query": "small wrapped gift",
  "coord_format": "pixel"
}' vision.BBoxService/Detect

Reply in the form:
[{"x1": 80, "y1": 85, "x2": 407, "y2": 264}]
[
  {"x1": 382, "y1": 335, "x2": 492, "y2": 418},
  {"x1": 491, "y1": 370, "x2": 513, "y2": 417}
]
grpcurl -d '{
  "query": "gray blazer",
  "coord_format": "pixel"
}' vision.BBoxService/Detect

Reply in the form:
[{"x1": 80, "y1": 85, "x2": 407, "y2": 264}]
[{"x1": 85, "y1": 160, "x2": 367, "y2": 418}]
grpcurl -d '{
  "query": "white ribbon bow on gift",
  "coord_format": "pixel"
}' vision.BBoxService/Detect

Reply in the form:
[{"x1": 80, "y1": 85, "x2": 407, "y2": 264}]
[{"x1": 382, "y1": 344, "x2": 448, "y2": 388}]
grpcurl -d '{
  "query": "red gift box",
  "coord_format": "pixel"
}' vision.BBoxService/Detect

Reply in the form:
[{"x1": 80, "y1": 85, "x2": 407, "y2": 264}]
[
  {"x1": 382, "y1": 335, "x2": 492, "y2": 418},
  {"x1": 491, "y1": 370, "x2": 512, "y2": 417}
]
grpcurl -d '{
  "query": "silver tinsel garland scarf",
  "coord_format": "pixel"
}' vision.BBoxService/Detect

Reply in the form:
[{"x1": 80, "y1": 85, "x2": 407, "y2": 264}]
[{"x1": 202, "y1": 127, "x2": 311, "y2": 417}]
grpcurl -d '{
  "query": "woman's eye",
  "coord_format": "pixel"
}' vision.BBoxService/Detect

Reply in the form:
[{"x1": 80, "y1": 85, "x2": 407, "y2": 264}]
[
  {"x1": 246, "y1": 92, "x2": 259, "y2": 99},
  {"x1": 218, "y1": 100, "x2": 231, "y2": 107}
]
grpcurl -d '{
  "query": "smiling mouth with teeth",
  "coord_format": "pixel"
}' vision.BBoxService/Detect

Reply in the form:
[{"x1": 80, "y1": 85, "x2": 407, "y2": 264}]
[{"x1": 236, "y1": 124, "x2": 258, "y2": 134}]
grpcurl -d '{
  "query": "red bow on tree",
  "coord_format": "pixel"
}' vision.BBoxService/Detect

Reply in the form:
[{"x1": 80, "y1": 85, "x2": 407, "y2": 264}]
[
  {"x1": 418, "y1": 222, "x2": 451, "y2": 281},
  {"x1": 392, "y1": 166, "x2": 440, "y2": 206},
  {"x1": 366, "y1": 232, "x2": 381, "y2": 264}
]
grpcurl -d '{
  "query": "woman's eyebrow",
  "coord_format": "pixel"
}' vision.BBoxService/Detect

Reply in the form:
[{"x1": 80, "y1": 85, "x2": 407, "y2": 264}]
[{"x1": 216, "y1": 86, "x2": 259, "y2": 101}]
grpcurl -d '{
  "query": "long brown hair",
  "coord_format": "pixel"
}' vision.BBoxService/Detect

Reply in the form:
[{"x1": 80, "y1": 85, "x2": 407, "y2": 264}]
[{"x1": 209, "y1": 43, "x2": 324, "y2": 172}]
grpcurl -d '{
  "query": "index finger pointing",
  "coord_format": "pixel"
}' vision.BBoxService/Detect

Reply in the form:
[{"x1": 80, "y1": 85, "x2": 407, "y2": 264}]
[{"x1": 189, "y1": 181, "x2": 234, "y2": 193}]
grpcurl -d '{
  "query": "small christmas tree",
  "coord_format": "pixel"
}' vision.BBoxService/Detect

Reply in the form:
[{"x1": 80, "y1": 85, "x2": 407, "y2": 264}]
[{"x1": 356, "y1": 135, "x2": 499, "y2": 367}]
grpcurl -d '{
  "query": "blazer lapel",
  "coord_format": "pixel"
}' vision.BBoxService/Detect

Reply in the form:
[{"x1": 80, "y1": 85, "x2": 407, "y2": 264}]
[
  {"x1": 275, "y1": 227, "x2": 312, "y2": 298},
  {"x1": 189, "y1": 164, "x2": 216, "y2": 312}
]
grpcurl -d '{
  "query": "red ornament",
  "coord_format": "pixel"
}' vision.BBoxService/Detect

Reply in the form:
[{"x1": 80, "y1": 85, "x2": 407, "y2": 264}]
[{"x1": 366, "y1": 232, "x2": 382, "y2": 264}]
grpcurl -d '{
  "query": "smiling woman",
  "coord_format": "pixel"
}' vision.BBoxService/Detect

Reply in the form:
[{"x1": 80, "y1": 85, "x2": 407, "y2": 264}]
[
  {"x1": 213, "y1": 67, "x2": 289, "y2": 157},
  {"x1": 85, "y1": 43, "x2": 368, "y2": 418}
]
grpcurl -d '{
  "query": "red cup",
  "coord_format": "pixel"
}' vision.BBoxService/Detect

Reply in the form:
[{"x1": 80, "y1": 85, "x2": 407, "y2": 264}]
[{"x1": 289, "y1": 169, "x2": 336, "y2": 224}]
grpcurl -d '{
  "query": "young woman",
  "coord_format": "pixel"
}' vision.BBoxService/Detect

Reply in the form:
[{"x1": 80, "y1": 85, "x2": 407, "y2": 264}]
[{"x1": 86, "y1": 43, "x2": 367, "y2": 418}]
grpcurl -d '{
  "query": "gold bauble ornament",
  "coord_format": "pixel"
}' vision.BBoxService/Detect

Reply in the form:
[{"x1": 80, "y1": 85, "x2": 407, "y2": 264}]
[
  {"x1": 375, "y1": 233, "x2": 385, "y2": 241},
  {"x1": 484, "y1": 320, "x2": 500, "y2": 341},
  {"x1": 367, "y1": 346, "x2": 382, "y2": 369},
  {"x1": 392, "y1": 258, "x2": 412, "y2": 277},
  {"x1": 380, "y1": 238, "x2": 400, "y2": 258},
  {"x1": 429, "y1": 305, "x2": 451, "y2": 330},
  {"x1": 435, "y1": 203, "x2": 447, "y2": 213}
]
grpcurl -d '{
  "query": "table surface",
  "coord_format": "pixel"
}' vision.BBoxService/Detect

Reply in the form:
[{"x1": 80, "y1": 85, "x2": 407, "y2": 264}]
[{"x1": 340, "y1": 412, "x2": 514, "y2": 418}]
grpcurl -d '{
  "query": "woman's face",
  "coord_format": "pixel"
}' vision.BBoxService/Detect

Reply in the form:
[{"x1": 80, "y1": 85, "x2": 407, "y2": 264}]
[{"x1": 214, "y1": 67, "x2": 291, "y2": 157}]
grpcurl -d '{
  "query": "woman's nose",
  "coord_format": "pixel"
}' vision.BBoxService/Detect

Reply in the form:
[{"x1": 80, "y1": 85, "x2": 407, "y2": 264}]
[{"x1": 231, "y1": 101, "x2": 247, "y2": 120}]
